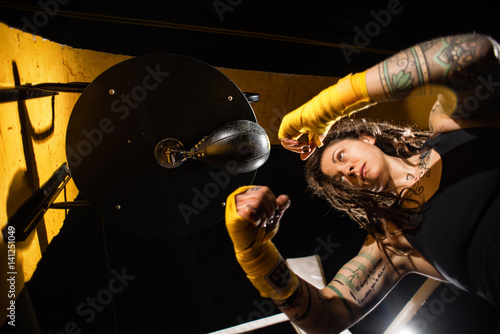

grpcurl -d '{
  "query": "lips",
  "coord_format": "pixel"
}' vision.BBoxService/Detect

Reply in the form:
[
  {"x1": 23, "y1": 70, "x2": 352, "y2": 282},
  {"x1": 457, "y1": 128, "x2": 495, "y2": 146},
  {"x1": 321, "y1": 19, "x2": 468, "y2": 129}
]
[{"x1": 360, "y1": 164, "x2": 366, "y2": 181}]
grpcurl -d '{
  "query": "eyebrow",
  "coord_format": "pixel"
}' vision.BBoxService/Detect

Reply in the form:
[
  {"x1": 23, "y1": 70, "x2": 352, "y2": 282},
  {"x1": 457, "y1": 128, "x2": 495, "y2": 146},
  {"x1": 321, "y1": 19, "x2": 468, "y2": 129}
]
[{"x1": 331, "y1": 148, "x2": 339, "y2": 163}]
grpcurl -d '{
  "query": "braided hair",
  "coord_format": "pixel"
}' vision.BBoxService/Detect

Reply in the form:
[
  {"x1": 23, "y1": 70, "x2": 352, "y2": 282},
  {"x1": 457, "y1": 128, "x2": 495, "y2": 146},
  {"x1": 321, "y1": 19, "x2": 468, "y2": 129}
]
[{"x1": 305, "y1": 118, "x2": 432, "y2": 238}]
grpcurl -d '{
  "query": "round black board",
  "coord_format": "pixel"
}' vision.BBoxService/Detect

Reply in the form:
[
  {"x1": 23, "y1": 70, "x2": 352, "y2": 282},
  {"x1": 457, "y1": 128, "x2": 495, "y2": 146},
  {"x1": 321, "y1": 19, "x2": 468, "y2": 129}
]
[{"x1": 66, "y1": 54, "x2": 257, "y2": 237}]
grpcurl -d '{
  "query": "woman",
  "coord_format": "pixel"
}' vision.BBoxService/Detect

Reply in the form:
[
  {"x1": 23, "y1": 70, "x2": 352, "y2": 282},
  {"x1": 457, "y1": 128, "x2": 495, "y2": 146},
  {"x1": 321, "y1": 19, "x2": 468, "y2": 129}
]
[{"x1": 225, "y1": 33, "x2": 500, "y2": 333}]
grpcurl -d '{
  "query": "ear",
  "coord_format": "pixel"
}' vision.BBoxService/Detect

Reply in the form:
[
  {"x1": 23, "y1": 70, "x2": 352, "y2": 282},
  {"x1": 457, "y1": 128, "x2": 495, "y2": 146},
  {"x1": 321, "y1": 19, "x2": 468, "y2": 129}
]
[{"x1": 360, "y1": 135, "x2": 376, "y2": 145}]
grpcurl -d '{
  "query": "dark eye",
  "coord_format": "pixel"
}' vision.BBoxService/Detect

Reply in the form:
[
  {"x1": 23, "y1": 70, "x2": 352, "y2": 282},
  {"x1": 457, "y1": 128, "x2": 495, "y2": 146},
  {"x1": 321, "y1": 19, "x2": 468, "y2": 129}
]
[
  {"x1": 338, "y1": 151, "x2": 344, "y2": 162},
  {"x1": 339, "y1": 175, "x2": 345, "y2": 182}
]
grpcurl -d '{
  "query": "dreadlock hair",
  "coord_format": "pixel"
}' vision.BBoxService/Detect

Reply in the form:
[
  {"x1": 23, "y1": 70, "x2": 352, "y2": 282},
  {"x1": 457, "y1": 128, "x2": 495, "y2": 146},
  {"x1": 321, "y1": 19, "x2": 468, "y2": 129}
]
[{"x1": 305, "y1": 118, "x2": 432, "y2": 240}]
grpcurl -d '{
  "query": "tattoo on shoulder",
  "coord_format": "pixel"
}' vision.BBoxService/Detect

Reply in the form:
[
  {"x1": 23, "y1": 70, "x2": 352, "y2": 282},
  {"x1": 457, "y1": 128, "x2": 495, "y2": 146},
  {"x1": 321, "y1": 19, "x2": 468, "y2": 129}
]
[
  {"x1": 407, "y1": 149, "x2": 432, "y2": 196},
  {"x1": 436, "y1": 35, "x2": 488, "y2": 84},
  {"x1": 418, "y1": 149, "x2": 432, "y2": 179},
  {"x1": 419, "y1": 39, "x2": 440, "y2": 52},
  {"x1": 379, "y1": 34, "x2": 491, "y2": 101}
]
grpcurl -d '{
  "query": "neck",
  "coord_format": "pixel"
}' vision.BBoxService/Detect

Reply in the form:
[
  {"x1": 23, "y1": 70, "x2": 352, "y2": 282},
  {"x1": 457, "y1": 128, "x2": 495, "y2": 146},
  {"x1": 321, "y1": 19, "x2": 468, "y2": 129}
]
[{"x1": 387, "y1": 151, "x2": 430, "y2": 194}]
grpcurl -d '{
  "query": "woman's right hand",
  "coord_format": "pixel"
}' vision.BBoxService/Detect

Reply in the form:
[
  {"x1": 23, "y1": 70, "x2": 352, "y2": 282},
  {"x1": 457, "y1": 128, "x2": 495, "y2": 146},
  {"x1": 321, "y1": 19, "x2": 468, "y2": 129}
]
[
  {"x1": 226, "y1": 186, "x2": 290, "y2": 253},
  {"x1": 225, "y1": 186, "x2": 299, "y2": 300}
]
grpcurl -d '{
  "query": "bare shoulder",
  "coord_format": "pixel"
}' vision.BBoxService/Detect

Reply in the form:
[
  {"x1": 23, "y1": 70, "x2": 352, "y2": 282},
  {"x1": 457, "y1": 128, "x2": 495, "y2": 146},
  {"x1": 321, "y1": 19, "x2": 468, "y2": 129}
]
[{"x1": 429, "y1": 95, "x2": 500, "y2": 133}]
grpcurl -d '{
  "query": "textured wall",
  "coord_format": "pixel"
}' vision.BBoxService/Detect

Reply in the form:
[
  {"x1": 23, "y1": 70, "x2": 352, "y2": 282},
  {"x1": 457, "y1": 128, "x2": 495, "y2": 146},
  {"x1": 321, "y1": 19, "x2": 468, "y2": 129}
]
[{"x1": 0, "y1": 22, "x2": 130, "y2": 324}]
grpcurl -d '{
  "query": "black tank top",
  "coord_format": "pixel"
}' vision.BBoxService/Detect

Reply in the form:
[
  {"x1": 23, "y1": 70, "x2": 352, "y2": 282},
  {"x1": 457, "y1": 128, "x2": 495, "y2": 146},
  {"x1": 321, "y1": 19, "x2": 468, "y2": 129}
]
[{"x1": 403, "y1": 127, "x2": 500, "y2": 307}]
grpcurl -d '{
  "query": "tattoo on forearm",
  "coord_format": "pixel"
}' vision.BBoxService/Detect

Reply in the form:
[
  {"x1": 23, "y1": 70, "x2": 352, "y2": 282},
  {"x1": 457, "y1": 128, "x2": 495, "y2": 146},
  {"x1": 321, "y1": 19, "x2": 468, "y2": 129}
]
[
  {"x1": 266, "y1": 258, "x2": 293, "y2": 290},
  {"x1": 290, "y1": 283, "x2": 313, "y2": 322},
  {"x1": 274, "y1": 282, "x2": 301, "y2": 309},
  {"x1": 286, "y1": 284, "x2": 344, "y2": 332}
]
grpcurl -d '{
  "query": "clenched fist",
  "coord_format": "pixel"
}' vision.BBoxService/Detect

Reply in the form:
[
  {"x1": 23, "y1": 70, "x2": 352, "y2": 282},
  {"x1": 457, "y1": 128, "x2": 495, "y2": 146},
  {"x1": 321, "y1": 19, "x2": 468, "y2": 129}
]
[{"x1": 225, "y1": 186, "x2": 298, "y2": 299}]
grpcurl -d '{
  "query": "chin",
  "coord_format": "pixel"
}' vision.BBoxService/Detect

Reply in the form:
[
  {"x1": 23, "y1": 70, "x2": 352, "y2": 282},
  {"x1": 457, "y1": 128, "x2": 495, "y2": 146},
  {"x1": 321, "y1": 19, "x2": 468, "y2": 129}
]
[{"x1": 369, "y1": 179, "x2": 388, "y2": 193}]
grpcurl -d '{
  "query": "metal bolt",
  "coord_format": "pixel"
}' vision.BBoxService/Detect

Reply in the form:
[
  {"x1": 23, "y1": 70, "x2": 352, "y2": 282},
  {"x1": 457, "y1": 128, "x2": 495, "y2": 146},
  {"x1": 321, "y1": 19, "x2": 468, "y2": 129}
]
[
  {"x1": 115, "y1": 205, "x2": 121, "y2": 210},
  {"x1": 109, "y1": 89, "x2": 116, "y2": 95},
  {"x1": 227, "y1": 96, "x2": 233, "y2": 101}
]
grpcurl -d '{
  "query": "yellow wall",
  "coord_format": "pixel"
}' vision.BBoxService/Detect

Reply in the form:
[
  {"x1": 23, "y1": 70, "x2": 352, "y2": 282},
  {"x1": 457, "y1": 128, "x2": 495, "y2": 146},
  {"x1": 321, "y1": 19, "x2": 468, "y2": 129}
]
[{"x1": 0, "y1": 22, "x2": 131, "y2": 324}]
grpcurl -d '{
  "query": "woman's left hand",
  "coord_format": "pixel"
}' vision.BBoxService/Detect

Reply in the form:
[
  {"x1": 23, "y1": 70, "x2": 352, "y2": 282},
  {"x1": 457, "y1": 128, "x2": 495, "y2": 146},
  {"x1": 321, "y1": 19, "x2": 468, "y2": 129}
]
[{"x1": 279, "y1": 133, "x2": 325, "y2": 160}]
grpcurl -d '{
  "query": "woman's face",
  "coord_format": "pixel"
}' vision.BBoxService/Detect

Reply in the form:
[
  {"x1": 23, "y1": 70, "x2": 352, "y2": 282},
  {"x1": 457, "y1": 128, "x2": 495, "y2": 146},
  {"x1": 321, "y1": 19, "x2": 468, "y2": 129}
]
[{"x1": 320, "y1": 136, "x2": 391, "y2": 192}]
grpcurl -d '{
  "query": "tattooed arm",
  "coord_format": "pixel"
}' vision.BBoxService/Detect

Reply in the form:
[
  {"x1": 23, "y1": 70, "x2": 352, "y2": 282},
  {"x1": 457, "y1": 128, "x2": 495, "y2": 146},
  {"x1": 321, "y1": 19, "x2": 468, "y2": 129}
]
[
  {"x1": 278, "y1": 33, "x2": 500, "y2": 158},
  {"x1": 273, "y1": 234, "x2": 406, "y2": 334},
  {"x1": 227, "y1": 186, "x2": 410, "y2": 333},
  {"x1": 365, "y1": 33, "x2": 500, "y2": 132}
]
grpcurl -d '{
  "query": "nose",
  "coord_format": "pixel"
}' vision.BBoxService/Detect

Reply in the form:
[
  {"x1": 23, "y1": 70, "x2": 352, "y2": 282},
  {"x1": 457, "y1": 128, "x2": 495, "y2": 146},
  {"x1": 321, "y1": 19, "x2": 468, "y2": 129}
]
[{"x1": 345, "y1": 164, "x2": 355, "y2": 175}]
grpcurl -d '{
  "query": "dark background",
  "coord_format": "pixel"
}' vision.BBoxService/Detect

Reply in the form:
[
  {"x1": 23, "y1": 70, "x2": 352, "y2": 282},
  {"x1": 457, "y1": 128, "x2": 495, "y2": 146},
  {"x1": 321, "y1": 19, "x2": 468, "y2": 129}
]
[{"x1": 1, "y1": 1, "x2": 499, "y2": 333}]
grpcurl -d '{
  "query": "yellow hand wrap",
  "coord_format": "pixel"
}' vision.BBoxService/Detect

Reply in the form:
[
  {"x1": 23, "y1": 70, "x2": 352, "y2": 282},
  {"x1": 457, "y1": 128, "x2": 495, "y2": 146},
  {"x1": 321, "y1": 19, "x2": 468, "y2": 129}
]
[
  {"x1": 225, "y1": 186, "x2": 298, "y2": 299},
  {"x1": 278, "y1": 71, "x2": 375, "y2": 146}
]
